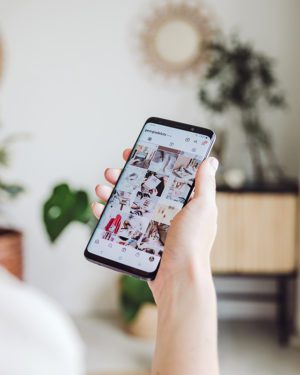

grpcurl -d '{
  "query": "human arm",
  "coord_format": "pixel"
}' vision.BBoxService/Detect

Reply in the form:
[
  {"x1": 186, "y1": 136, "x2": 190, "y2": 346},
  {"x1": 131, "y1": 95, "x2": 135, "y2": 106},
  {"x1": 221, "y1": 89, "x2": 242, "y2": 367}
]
[
  {"x1": 149, "y1": 156, "x2": 219, "y2": 375},
  {"x1": 92, "y1": 150, "x2": 219, "y2": 375}
]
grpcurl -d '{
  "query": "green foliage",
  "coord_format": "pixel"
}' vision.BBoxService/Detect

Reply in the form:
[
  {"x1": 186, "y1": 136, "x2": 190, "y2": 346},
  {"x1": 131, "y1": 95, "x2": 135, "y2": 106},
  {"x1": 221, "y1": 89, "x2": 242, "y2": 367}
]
[
  {"x1": 199, "y1": 34, "x2": 285, "y2": 113},
  {"x1": 120, "y1": 275, "x2": 155, "y2": 322},
  {"x1": 199, "y1": 33, "x2": 286, "y2": 182},
  {"x1": 42, "y1": 181, "x2": 154, "y2": 323},
  {"x1": 0, "y1": 132, "x2": 25, "y2": 201},
  {"x1": 0, "y1": 182, "x2": 24, "y2": 197},
  {"x1": 43, "y1": 183, "x2": 96, "y2": 242}
]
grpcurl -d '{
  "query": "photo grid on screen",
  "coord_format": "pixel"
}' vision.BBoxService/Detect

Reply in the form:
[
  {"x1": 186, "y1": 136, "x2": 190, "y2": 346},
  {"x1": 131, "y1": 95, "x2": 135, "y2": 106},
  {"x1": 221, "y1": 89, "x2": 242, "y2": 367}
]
[{"x1": 96, "y1": 143, "x2": 201, "y2": 257}]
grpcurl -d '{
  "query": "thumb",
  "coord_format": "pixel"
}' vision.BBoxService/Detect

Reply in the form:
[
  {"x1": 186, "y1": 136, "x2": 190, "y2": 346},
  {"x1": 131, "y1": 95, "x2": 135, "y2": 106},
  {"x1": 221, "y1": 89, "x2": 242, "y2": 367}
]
[{"x1": 194, "y1": 157, "x2": 219, "y2": 203}]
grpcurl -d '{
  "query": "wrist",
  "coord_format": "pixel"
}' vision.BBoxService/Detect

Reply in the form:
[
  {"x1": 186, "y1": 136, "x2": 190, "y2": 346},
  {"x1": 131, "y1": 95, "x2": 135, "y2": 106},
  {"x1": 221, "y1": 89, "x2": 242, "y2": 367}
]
[
  {"x1": 186, "y1": 254, "x2": 213, "y2": 283},
  {"x1": 155, "y1": 256, "x2": 215, "y2": 308}
]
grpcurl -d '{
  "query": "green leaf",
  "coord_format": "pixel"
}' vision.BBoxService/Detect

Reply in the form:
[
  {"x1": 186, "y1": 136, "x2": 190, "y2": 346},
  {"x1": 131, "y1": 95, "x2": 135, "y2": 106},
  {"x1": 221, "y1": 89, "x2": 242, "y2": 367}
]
[
  {"x1": 43, "y1": 183, "x2": 92, "y2": 242},
  {"x1": 120, "y1": 294, "x2": 141, "y2": 323},
  {"x1": 0, "y1": 183, "x2": 24, "y2": 197},
  {"x1": 119, "y1": 275, "x2": 155, "y2": 322},
  {"x1": 0, "y1": 148, "x2": 9, "y2": 166},
  {"x1": 199, "y1": 33, "x2": 286, "y2": 115}
]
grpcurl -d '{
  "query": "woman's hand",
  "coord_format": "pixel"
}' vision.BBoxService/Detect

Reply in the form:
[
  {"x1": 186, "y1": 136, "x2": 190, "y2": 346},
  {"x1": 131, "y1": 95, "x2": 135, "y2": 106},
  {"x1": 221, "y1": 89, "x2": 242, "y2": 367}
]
[
  {"x1": 92, "y1": 148, "x2": 220, "y2": 375},
  {"x1": 150, "y1": 154, "x2": 218, "y2": 303},
  {"x1": 91, "y1": 148, "x2": 219, "y2": 304}
]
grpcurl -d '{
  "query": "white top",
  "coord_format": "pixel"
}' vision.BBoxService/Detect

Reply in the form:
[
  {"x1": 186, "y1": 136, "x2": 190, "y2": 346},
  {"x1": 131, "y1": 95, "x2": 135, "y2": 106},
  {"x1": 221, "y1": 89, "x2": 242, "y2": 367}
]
[{"x1": 0, "y1": 268, "x2": 85, "y2": 375}]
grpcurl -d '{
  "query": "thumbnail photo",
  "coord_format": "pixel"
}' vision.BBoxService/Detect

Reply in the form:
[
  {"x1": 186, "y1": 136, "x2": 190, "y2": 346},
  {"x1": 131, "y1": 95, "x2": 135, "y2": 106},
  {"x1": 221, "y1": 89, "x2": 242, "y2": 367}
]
[
  {"x1": 166, "y1": 179, "x2": 192, "y2": 203},
  {"x1": 149, "y1": 146, "x2": 180, "y2": 176},
  {"x1": 117, "y1": 214, "x2": 148, "y2": 248},
  {"x1": 130, "y1": 192, "x2": 159, "y2": 218},
  {"x1": 101, "y1": 231, "x2": 117, "y2": 242},
  {"x1": 119, "y1": 165, "x2": 146, "y2": 193},
  {"x1": 172, "y1": 152, "x2": 201, "y2": 181},
  {"x1": 117, "y1": 213, "x2": 149, "y2": 240},
  {"x1": 99, "y1": 212, "x2": 122, "y2": 240},
  {"x1": 102, "y1": 212, "x2": 123, "y2": 234},
  {"x1": 99, "y1": 202, "x2": 125, "y2": 233},
  {"x1": 109, "y1": 189, "x2": 132, "y2": 211},
  {"x1": 153, "y1": 203, "x2": 180, "y2": 225},
  {"x1": 138, "y1": 220, "x2": 169, "y2": 256},
  {"x1": 116, "y1": 232, "x2": 143, "y2": 249},
  {"x1": 140, "y1": 170, "x2": 168, "y2": 197},
  {"x1": 129, "y1": 144, "x2": 157, "y2": 169}
]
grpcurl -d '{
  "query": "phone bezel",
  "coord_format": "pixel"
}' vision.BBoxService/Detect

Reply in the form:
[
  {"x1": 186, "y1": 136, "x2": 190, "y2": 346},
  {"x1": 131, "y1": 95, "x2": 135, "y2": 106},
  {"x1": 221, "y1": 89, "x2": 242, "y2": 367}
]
[{"x1": 84, "y1": 117, "x2": 216, "y2": 280}]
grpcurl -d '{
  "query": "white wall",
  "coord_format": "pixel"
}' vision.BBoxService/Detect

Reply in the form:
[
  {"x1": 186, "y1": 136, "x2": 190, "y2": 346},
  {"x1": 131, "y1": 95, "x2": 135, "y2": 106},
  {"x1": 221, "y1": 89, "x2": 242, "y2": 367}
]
[{"x1": 0, "y1": 0, "x2": 299, "y2": 317}]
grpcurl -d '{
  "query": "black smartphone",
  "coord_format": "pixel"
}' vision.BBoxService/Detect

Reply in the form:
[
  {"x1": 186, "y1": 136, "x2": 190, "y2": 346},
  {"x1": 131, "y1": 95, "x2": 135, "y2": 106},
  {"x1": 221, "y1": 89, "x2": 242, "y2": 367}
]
[{"x1": 84, "y1": 117, "x2": 215, "y2": 280}]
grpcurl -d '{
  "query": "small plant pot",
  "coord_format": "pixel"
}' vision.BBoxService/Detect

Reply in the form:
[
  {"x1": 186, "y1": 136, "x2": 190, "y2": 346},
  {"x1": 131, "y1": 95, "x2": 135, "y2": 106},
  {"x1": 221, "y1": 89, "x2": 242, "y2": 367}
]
[
  {"x1": 125, "y1": 303, "x2": 158, "y2": 339},
  {"x1": 0, "y1": 228, "x2": 23, "y2": 279}
]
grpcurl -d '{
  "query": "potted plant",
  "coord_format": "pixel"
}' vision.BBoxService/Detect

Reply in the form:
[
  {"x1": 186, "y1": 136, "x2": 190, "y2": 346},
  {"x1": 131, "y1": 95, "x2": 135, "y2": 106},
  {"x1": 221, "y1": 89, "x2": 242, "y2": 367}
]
[
  {"x1": 43, "y1": 183, "x2": 157, "y2": 338},
  {"x1": 199, "y1": 33, "x2": 287, "y2": 184},
  {"x1": 120, "y1": 274, "x2": 156, "y2": 338},
  {"x1": 0, "y1": 133, "x2": 24, "y2": 278}
]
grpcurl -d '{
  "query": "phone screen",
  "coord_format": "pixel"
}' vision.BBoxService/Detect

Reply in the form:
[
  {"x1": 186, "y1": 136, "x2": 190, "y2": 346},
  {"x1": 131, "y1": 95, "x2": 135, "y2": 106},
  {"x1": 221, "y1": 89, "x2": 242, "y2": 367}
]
[{"x1": 86, "y1": 120, "x2": 213, "y2": 277}]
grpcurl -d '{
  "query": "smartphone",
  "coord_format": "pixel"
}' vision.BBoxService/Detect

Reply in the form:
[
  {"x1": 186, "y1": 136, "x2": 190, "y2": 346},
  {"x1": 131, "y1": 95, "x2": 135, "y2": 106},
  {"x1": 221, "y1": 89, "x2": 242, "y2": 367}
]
[{"x1": 84, "y1": 117, "x2": 215, "y2": 280}]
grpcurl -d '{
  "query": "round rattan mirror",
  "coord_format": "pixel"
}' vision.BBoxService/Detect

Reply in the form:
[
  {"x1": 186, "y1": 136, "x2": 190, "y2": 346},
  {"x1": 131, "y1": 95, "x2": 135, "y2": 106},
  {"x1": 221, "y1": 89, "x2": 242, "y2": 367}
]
[{"x1": 138, "y1": 2, "x2": 216, "y2": 78}]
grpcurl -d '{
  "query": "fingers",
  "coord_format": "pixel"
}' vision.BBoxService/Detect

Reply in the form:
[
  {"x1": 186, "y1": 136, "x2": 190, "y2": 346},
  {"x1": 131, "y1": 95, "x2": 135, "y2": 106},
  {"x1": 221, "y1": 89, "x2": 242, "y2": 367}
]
[
  {"x1": 194, "y1": 157, "x2": 219, "y2": 204},
  {"x1": 95, "y1": 184, "x2": 113, "y2": 201},
  {"x1": 91, "y1": 202, "x2": 104, "y2": 219},
  {"x1": 123, "y1": 148, "x2": 132, "y2": 161},
  {"x1": 188, "y1": 191, "x2": 195, "y2": 201},
  {"x1": 105, "y1": 148, "x2": 131, "y2": 184},
  {"x1": 92, "y1": 148, "x2": 132, "y2": 220},
  {"x1": 104, "y1": 168, "x2": 121, "y2": 185},
  {"x1": 93, "y1": 184, "x2": 111, "y2": 219}
]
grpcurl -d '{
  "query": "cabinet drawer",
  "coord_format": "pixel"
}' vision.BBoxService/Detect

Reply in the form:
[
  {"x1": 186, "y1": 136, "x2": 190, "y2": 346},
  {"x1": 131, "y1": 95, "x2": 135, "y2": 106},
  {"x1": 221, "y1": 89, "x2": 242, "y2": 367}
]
[{"x1": 211, "y1": 193, "x2": 298, "y2": 274}]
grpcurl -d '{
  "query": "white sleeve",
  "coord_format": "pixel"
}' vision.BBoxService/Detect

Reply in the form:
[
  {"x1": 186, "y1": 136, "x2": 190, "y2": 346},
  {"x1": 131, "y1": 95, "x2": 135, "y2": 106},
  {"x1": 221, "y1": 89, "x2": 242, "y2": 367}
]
[{"x1": 0, "y1": 268, "x2": 85, "y2": 375}]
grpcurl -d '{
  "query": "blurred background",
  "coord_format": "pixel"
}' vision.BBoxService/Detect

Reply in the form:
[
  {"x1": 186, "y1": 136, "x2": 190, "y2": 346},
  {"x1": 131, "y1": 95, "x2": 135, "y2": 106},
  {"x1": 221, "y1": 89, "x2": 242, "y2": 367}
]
[{"x1": 0, "y1": 0, "x2": 299, "y2": 374}]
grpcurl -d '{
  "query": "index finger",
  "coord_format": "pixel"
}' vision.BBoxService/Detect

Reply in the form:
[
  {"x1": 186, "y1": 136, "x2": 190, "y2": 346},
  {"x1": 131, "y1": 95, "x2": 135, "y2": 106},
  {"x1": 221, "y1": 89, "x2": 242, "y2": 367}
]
[{"x1": 123, "y1": 148, "x2": 132, "y2": 161}]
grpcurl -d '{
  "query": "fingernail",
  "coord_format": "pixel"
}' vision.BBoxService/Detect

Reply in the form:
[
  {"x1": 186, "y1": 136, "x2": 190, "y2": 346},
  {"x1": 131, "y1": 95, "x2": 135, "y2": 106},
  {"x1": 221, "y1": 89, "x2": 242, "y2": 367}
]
[{"x1": 209, "y1": 157, "x2": 219, "y2": 172}]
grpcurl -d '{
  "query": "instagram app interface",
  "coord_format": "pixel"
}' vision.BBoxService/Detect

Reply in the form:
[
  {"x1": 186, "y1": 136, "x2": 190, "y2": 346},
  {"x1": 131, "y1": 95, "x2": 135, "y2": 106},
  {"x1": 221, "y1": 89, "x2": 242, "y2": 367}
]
[{"x1": 88, "y1": 123, "x2": 212, "y2": 273}]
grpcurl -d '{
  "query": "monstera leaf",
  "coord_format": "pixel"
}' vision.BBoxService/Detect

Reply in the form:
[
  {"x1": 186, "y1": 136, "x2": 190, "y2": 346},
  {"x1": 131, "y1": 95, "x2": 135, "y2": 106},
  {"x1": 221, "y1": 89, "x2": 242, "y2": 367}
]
[{"x1": 43, "y1": 183, "x2": 94, "y2": 242}]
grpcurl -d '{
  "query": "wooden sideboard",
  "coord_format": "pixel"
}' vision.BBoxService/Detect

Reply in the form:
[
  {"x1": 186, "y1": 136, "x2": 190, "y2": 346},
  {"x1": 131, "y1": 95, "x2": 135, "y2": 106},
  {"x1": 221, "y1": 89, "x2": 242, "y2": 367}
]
[
  {"x1": 212, "y1": 193, "x2": 298, "y2": 274},
  {"x1": 211, "y1": 191, "x2": 298, "y2": 345}
]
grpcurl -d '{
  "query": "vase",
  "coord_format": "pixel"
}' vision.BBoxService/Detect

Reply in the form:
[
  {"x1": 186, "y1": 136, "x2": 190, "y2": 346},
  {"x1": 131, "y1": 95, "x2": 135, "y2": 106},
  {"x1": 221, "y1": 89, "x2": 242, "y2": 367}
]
[
  {"x1": 0, "y1": 229, "x2": 23, "y2": 279},
  {"x1": 125, "y1": 303, "x2": 157, "y2": 339}
]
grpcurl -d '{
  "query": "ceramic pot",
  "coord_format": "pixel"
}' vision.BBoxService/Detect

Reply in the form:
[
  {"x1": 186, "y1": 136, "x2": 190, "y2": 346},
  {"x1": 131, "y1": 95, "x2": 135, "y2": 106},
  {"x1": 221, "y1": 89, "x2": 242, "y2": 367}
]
[
  {"x1": 125, "y1": 303, "x2": 157, "y2": 339},
  {"x1": 0, "y1": 229, "x2": 23, "y2": 279}
]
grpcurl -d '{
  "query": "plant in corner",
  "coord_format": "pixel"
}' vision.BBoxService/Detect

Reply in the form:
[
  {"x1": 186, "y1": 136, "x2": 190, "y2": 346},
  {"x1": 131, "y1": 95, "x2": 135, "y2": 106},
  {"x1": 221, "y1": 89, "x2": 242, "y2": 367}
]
[
  {"x1": 199, "y1": 33, "x2": 287, "y2": 183},
  {"x1": 0, "y1": 133, "x2": 24, "y2": 278},
  {"x1": 43, "y1": 184, "x2": 156, "y2": 337}
]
